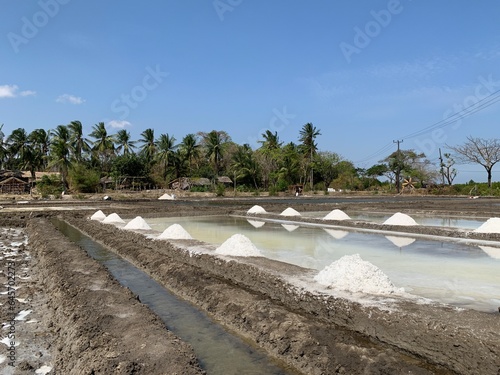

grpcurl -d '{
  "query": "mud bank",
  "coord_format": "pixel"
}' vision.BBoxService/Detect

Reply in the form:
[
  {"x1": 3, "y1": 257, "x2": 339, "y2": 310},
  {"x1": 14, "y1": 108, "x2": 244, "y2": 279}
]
[
  {"x1": 25, "y1": 219, "x2": 204, "y2": 375},
  {"x1": 66, "y1": 215, "x2": 500, "y2": 375}
]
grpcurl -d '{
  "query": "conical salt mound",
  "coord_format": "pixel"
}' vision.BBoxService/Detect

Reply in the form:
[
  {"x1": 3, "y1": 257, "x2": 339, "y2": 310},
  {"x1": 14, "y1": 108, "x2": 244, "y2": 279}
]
[
  {"x1": 474, "y1": 218, "x2": 500, "y2": 233},
  {"x1": 102, "y1": 213, "x2": 125, "y2": 224},
  {"x1": 215, "y1": 234, "x2": 261, "y2": 257},
  {"x1": 280, "y1": 207, "x2": 301, "y2": 216},
  {"x1": 323, "y1": 209, "x2": 350, "y2": 220},
  {"x1": 90, "y1": 210, "x2": 106, "y2": 221},
  {"x1": 157, "y1": 224, "x2": 193, "y2": 240},
  {"x1": 247, "y1": 205, "x2": 267, "y2": 214},
  {"x1": 158, "y1": 193, "x2": 175, "y2": 200},
  {"x1": 124, "y1": 216, "x2": 152, "y2": 230},
  {"x1": 383, "y1": 212, "x2": 418, "y2": 226}
]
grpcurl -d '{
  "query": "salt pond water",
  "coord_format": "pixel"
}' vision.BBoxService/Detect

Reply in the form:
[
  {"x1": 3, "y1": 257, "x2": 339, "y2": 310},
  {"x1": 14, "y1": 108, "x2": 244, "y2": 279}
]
[{"x1": 146, "y1": 216, "x2": 500, "y2": 312}]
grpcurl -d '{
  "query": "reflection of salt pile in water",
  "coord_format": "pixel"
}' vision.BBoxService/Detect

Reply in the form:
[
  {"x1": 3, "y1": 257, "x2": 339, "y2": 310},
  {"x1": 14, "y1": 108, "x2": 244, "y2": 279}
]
[
  {"x1": 102, "y1": 213, "x2": 125, "y2": 224},
  {"x1": 247, "y1": 205, "x2": 267, "y2": 214},
  {"x1": 90, "y1": 210, "x2": 106, "y2": 221},
  {"x1": 280, "y1": 207, "x2": 301, "y2": 216},
  {"x1": 323, "y1": 209, "x2": 351, "y2": 220},
  {"x1": 383, "y1": 212, "x2": 418, "y2": 226},
  {"x1": 474, "y1": 218, "x2": 500, "y2": 233},
  {"x1": 324, "y1": 228, "x2": 348, "y2": 240},
  {"x1": 314, "y1": 254, "x2": 404, "y2": 295},
  {"x1": 124, "y1": 216, "x2": 152, "y2": 230},
  {"x1": 158, "y1": 193, "x2": 175, "y2": 200},
  {"x1": 478, "y1": 245, "x2": 500, "y2": 259},
  {"x1": 385, "y1": 235, "x2": 416, "y2": 248},
  {"x1": 281, "y1": 224, "x2": 299, "y2": 232},
  {"x1": 157, "y1": 224, "x2": 193, "y2": 240},
  {"x1": 247, "y1": 219, "x2": 265, "y2": 228},
  {"x1": 215, "y1": 234, "x2": 262, "y2": 257}
]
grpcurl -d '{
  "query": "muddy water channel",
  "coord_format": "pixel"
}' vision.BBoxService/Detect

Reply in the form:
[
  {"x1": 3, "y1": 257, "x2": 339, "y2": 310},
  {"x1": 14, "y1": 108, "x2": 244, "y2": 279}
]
[
  {"x1": 146, "y1": 216, "x2": 500, "y2": 313},
  {"x1": 52, "y1": 219, "x2": 294, "y2": 375}
]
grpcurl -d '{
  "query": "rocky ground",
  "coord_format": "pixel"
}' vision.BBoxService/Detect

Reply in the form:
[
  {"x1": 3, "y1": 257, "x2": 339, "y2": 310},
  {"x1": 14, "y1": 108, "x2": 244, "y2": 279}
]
[{"x1": 0, "y1": 195, "x2": 499, "y2": 374}]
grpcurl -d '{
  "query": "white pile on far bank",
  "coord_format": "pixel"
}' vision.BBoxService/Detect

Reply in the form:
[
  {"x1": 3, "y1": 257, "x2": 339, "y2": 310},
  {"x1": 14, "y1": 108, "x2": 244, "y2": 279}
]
[
  {"x1": 157, "y1": 224, "x2": 193, "y2": 240},
  {"x1": 315, "y1": 254, "x2": 404, "y2": 295},
  {"x1": 124, "y1": 216, "x2": 152, "y2": 230},
  {"x1": 215, "y1": 234, "x2": 262, "y2": 257},
  {"x1": 90, "y1": 210, "x2": 106, "y2": 221},
  {"x1": 247, "y1": 205, "x2": 267, "y2": 214},
  {"x1": 474, "y1": 218, "x2": 500, "y2": 233},
  {"x1": 280, "y1": 207, "x2": 301, "y2": 216},
  {"x1": 323, "y1": 209, "x2": 351, "y2": 220},
  {"x1": 102, "y1": 213, "x2": 125, "y2": 224},
  {"x1": 158, "y1": 193, "x2": 175, "y2": 200},
  {"x1": 383, "y1": 212, "x2": 418, "y2": 226}
]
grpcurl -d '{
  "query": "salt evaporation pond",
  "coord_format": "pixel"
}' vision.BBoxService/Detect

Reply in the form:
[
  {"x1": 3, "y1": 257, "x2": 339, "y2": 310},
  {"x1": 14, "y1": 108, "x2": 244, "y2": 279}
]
[{"x1": 146, "y1": 216, "x2": 500, "y2": 312}]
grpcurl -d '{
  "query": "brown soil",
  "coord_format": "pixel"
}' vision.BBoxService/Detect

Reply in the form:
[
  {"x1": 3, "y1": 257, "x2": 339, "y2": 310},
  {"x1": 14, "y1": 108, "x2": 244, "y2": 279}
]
[{"x1": 0, "y1": 195, "x2": 499, "y2": 375}]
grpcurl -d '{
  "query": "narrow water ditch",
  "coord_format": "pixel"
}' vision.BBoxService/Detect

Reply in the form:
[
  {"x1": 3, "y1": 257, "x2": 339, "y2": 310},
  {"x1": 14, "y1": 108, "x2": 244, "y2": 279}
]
[{"x1": 52, "y1": 218, "x2": 295, "y2": 375}]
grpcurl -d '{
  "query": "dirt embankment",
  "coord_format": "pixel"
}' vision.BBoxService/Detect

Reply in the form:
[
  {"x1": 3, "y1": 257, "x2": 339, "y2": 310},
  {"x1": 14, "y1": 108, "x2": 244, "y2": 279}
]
[
  {"x1": 66, "y1": 215, "x2": 500, "y2": 375},
  {"x1": 24, "y1": 218, "x2": 204, "y2": 375}
]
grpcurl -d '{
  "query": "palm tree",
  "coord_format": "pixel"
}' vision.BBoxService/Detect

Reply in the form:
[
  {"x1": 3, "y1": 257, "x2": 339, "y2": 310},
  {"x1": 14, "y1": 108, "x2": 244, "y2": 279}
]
[
  {"x1": 156, "y1": 133, "x2": 177, "y2": 180},
  {"x1": 49, "y1": 125, "x2": 72, "y2": 191},
  {"x1": 232, "y1": 144, "x2": 260, "y2": 189},
  {"x1": 180, "y1": 133, "x2": 200, "y2": 175},
  {"x1": 259, "y1": 130, "x2": 282, "y2": 152},
  {"x1": 0, "y1": 124, "x2": 7, "y2": 170},
  {"x1": 89, "y1": 122, "x2": 115, "y2": 171},
  {"x1": 68, "y1": 120, "x2": 91, "y2": 162},
  {"x1": 115, "y1": 129, "x2": 136, "y2": 155},
  {"x1": 298, "y1": 123, "x2": 321, "y2": 189},
  {"x1": 29, "y1": 128, "x2": 50, "y2": 170},
  {"x1": 201, "y1": 130, "x2": 230, "y2": 177},
  {"x1": 139, "y1": 128, "x2": 157, "y2": 162}
]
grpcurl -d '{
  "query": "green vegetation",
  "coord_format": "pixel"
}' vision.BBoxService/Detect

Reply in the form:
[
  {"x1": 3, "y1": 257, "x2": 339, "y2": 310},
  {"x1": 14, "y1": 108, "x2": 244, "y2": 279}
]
[{"x1": 1, "y1": 120, "x2": 499, "y2": 195}]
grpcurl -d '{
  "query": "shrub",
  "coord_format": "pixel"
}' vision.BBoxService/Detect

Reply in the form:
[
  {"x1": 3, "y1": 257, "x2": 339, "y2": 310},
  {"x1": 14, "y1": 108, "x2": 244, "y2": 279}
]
[
  {"x1": 36, "y1": 175, "x2": 64, "y2": 198},
  {"x1": 215, "y1": 183, "x2": 225, "y2": 197}
]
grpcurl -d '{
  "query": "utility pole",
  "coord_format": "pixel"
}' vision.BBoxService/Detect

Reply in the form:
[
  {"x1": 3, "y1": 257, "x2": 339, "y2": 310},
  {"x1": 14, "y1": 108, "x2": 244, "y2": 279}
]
[
  {"x1": 393, "y1": 140, "x2": 403, "y2": 193},
  {"x1": 438, "y1": 148, "x2": 445, "y2": 185}
]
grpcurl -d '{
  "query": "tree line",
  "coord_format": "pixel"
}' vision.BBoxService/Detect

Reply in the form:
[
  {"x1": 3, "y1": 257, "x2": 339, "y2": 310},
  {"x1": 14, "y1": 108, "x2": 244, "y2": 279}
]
[{"x1": 1, "y1": 121, "x2": 499, "y2": 194}]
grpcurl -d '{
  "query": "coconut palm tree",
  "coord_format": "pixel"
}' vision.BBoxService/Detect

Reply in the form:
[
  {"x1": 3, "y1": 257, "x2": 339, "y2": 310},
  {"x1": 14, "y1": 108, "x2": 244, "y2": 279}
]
[
  {"x1": 155, "y1": 133, "x2": 177, "y2": 180},
  {"x1": 139, "y1": 128, "x2": 157, "y2": 162},
  {"x1": 259, "y1": 130, "x2": 282, "y2": 152},
  {"x1": 201, "y1": 130, "x2": 230, "y2": 177},
  {"x1": 115, "y1": 129, "x2": 136, "y2": 155},
  {"x1": 180, "y1": 133, "x2": 200, "y2": 175},
  {"x1": 29, "y1": 128, "x2": 50, "y2": 170},
  {"x1": 68, "y1": 120, "x2": 91, "y2": 162},
  {"x1": 298, "y1": 123, "x2": 321, "y2": 189},
  {"x1": 49, "y1": 125, "x2": 72, "y2": 191},
  {"x1": 89, "y1": 122, "x2": 115, "y2": 172}
]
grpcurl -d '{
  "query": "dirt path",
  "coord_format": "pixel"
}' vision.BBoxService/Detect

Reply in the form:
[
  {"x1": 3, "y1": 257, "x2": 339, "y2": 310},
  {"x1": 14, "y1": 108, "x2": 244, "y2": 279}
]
[{"x1": 1, "y1": 218, "x2": 204, "y2": 375}]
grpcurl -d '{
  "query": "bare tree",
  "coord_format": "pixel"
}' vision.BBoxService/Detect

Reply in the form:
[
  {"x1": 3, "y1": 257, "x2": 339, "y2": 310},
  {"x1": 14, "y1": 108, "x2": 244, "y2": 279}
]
[{"x1": 448, "y1": 136, "x2": 500, "y2": 187}]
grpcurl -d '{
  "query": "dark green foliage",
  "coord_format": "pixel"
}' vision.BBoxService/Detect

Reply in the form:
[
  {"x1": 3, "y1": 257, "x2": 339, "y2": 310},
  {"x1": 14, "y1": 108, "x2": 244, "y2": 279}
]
[
  {"x1": 36, "y1": 174, "x2": 64, "y2": 197},
  {"x1": 68, "y1": 163, "x2": 101, "y2": 193}
]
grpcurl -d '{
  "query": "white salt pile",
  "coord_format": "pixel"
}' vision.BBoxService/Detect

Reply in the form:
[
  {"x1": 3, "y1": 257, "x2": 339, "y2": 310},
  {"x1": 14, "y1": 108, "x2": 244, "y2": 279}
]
[
  {"x1": 157, "y1": 224, "x2": 193, "y2": 240},
  {"x1": 158, "y1": 193, "x2": 175, "y2": 200},
  {"x1": 383, "y1": 212, "x2": 418, "y2": 226},
  {"x1": 247, "y1": 205, "x2": 267, "y2": 214},
  {"x1": 385, "y1": 235, "x2": 416, "y2": 248},
  {"x1": 35, "y1": 365, "x2": 53, "y2": 375},
  {"x1": 214, "y1": 234, "x2": 262, "y2": 257},
  {"x1": 474, "y1": 218, "x2": 500, "y2": 233},
  {"x1": 280, "y1": 207, "x2": 301, "y2": 216},
  {"x1": 102, "y1": 213, "x2": 125, "y2": 224},
  {"x1": 314, "y1": 254, "x2": 404, "y2": 295},
  {"x1": 124, "y1": 216, "x2": 152, "y2": 230},
  {"x1": 90, "y1": 210, "x2": 106, "y2": 221},
  {"x1": 323, "y1": 209, "x2": 351, "y2": 220}
]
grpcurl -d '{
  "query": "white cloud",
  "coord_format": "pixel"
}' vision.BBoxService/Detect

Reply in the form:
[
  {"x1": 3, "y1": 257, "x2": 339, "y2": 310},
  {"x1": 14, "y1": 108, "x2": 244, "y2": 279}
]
[
  {"x1": 20, "y1": 90, "x2": 36, "y2": 97},
  {"x1": 0, "y1": 84, "x2": 36, "y2": 98},
  {"x1": 56, "y1": 94, "x2": 85, "y2": 105},
  {"x1": 108, "y1": 120, "x2": 131, "y2": 129}
]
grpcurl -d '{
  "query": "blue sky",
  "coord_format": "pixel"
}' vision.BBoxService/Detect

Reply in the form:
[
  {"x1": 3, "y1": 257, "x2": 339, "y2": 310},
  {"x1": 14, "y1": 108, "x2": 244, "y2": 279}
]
[{"x1": 1, "y1": 0, "x2": 500, "y2": 183}]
